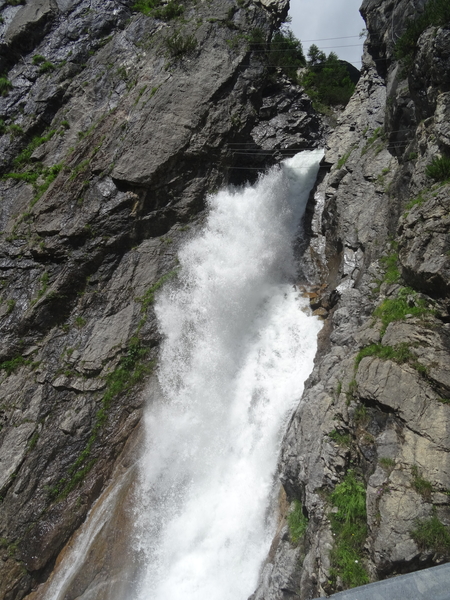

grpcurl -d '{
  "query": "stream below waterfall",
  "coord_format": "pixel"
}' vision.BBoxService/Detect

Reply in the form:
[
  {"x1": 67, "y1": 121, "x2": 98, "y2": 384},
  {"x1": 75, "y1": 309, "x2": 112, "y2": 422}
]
[{"x1": 38, "y1": 149, "x2": 324, "y2": 600}]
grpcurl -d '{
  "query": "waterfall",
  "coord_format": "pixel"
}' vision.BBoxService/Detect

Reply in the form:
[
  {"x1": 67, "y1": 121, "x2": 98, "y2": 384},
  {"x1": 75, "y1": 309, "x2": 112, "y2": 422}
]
[
  {"x1": 133, "y1": 149, "x2": 324, "y2": 600},
  {"x1": 38, "y1": 149, "x2": 323, "y2": 600}
]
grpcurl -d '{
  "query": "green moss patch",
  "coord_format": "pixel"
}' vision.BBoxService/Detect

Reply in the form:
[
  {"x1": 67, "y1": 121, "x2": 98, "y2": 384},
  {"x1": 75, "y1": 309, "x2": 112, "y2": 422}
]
[
  {"x1": 329, "y1": 471, "x2": 369, "y2": 588},
  {"x1": 373, "y1": 287, "x2": 434, "y2": 335},
  {"x1": 287, "y1": 500, "x2": 308, "y2": 545},
  {"x1": 411, "y1": 514, "x2": 450, "y2": 554},
  {"x1": 355, "y1": 342, "x2": 427, "y2": 376}
]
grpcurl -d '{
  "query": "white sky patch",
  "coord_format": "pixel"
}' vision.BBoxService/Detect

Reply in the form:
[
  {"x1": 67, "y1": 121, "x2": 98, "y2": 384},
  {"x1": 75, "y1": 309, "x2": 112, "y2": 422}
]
[{"x1": 289, "y1": 0, "x2": 365, "y2": 68}]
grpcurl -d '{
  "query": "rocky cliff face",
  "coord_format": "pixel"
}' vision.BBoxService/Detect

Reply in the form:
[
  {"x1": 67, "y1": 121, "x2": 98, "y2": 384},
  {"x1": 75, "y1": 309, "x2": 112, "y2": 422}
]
[
  {"x1": 0, "y1": 1, "x2": 324, "y2": 598},
  {"x1": 0, "y1": 0, "x2": 449, "y2": 598},
  {"x1": 252, "y1": 0, "x2": 450, "y2": 598}
]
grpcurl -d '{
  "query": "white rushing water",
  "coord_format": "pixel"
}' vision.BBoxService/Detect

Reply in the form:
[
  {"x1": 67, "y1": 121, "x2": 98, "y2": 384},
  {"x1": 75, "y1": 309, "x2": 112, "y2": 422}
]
[{"x1": 133, "y1": 149, "x2": 324, "y2": 600}]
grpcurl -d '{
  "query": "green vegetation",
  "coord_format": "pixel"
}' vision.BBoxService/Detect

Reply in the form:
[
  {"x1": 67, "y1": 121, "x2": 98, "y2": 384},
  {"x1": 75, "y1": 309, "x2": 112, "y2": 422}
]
[
  {"x1": 150, "y1": 85, "x2": 160, "y2": 98},
  {"x1": 2, "y1": 171, "x2": 39, "y2": 184},
  {"x1": 379, "y1": 250, "x2": 400, "y2": 285},
  {"x1": 395, "y1": 0, "x2": 450, "y2": 62},
  {"x1": 268, "y1": 30, "x2": 305, "y2": 80},
  {"x1": 379, "y1": 457, "x2": 395, "y2": 471},
  {"x1": 0, "y1": 356, "x2": 32, "y2": 376},
  {"x1": 425, "y1": 155, "x2": 450, "y2": 182},
  {"x1": 77, "y1": 123, "x2": 96, "y2": 140},
  {"x1": 39, "y1": 61, "x2": 56, "y2": 74},
  {"x1": 48, "y1": 269, "x2": 177, "y2": 500},
  {"x1": 361, "y1": 127, "x2": 385, "y2": 156},
  {"x1": 373, "y1": 287, "x2": 434, "y2": 335},
  {"x1": 32, "y1": 55, "x2": 46, "y2": 65},
  {"x1": 165, "y1": 30, "x2": 197, "y2": 58},
  {"x1": 354, "y1": 403, "x2": 369, "y2": 427},
  {"x1": 27, "y1": 431, "x2": 40, "y2": 451},
  {"x1": 337, "y1": 149, "x2": 353, "y2": 169},
  {"x1": 0, "y1": 76, "x2": 13, "y2": 97},
  {"x1": 3, "y1": 160, "x2": 63, "y2": 218},
  {"x1": 8, "y1": 123, "x2": 23, "y2": 137},
  {"x1": 13, "y1": 130, "x2": 56, "y2": 166},
  {"x1": 301, "y1": 48, "x2": 355, "y2": 108},
  {"x1": 329, "y1": 429, "x2": 352, "y2": 447},
  {"x1": 411, "y1": 465, "x2": 433, "y2": 501},
  {"x1": 405, "y1": 191, "x2": 426, "y2": 212},
  {"x1": 135, "y1": 84, "x2": 148, "y2": 105},
  {"x1": 137, "y1": 270, "x2": 178, "y2": 314},
  {"x1": 329, "y1": 471, "x2": 369, "y2": 588},
  {"x1": 264, "y1": 30, "x2": 354, "y2": 108},
  {"x1": 346, "y1": 378, "x2": 358, "y2": 405},
  {"x1": 48, "y1": 338, "x2": 155, "y2": 500},
  {"x1": 34, "y1": 164, "x2": 63, "y2": 204},
  {"x1": 75, "y1": 316, "x2": 86, "y2": 328},
  {"x1": 246, "y1": 27, "x2": 265, "y2": 47},
  {"x1": 69, "y1": 158, "x2": 89, "y2": 181},
  {"x1": 133, "y1": 0, "x2": 183, "y2": 20},
  {"x1": 355, "y1": 342, "x2": 427, "y2": 375},
  {"x1": 287, "y1": 500, "x2": 308, "y2": 544},
  {"x1": 411, "y1": 513, "x2": 450, "y2": 554},
  {"x1": 6, "y1": 299, "x2": 15, "y2": 315},
  {"x1": 37, "y1": 271, "x2": 49, "y2": 299},
  {"x1": 355, "y1": 342, "x2": 412, "y2": 367}
]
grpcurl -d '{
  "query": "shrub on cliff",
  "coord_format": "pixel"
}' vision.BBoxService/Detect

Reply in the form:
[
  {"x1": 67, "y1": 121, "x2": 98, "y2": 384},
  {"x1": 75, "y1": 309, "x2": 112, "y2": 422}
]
[
  {"x1": 425, "y1": 155, "x2": 450, "y2": 182},
  {"x1": 301, "y1": 51, "x2": 355, "y2": 108},
  {"x1": 329, "y1": 470, "x2": 369, "y2": 588},
  {"x1": 395, "y1": 0, "x2": 450, "y2": 61},
  {"x1": 133, "y1": 0, "x2": 183, "y2": 21},
  {"x1": 268, "y1": 30, "x2": 306, "y2": 80},
  {"x1": 0, "y1": 76, "x2": 12, "y2": 97}
]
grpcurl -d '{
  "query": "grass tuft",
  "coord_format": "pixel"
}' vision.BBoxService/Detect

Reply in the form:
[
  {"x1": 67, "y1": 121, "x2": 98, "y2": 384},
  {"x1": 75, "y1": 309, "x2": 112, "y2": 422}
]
[
  {"x1": 373, "y1": 287, "x2": 434, "y2": 335},
  {"x1": 411, "y1": 514, "x2": 450, "y2": 554},
  {"x1": 379, "y1": 457, "x2": 395, "y2": 471},
  {"x1": 329, "y1": 471, "x2": 369, "y2": 588},
  {"x1": 329, "y1": 429, "x2": 352, "y2": 447},
  {"x1": 355, "y1": 342, "x2": 427, "y2": 376},
  {"x1": 287, "y1": 500, "x2": 308, "y2": 545},
  {"x1": 0, "y1": 76, "x2": 13, "y2": 97},
  {"x1": 0, "y1": 356, "x2": 32, "y2": 376},
  {"x1": 137, "y1": 270, "x2": 178, "y2": 314},
  {"x1": 411, "y1": 465, "x2": 433, "y2": 501},
  {"x1": 425, "y1": 155, "x2": 450, "y2": 182}
]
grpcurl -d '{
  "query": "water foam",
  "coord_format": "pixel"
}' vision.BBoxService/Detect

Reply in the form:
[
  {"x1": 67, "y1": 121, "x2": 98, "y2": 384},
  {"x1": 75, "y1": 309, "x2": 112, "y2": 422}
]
[{"x1": 134, "y1": 149, "x2": 324, "y2": 600}]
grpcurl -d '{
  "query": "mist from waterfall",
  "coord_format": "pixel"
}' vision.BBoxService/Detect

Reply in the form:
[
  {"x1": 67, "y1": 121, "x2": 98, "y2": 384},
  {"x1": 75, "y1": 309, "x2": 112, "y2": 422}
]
[{"x1": 133, "y1": 149, "x2": 324, "y2": 600}]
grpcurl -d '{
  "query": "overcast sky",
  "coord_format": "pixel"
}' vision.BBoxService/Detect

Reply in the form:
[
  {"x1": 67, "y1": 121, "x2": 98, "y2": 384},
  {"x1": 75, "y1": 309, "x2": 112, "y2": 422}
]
[{"x1": 288, "y1": 0, "x2": 365, "y2": 68}]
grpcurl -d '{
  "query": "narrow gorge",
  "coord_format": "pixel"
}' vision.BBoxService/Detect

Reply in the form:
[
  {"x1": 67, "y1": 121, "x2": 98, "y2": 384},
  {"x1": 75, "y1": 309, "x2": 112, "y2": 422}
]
[{"x1": 0, "y1": 1, "x2": 449, "y2": 599}]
